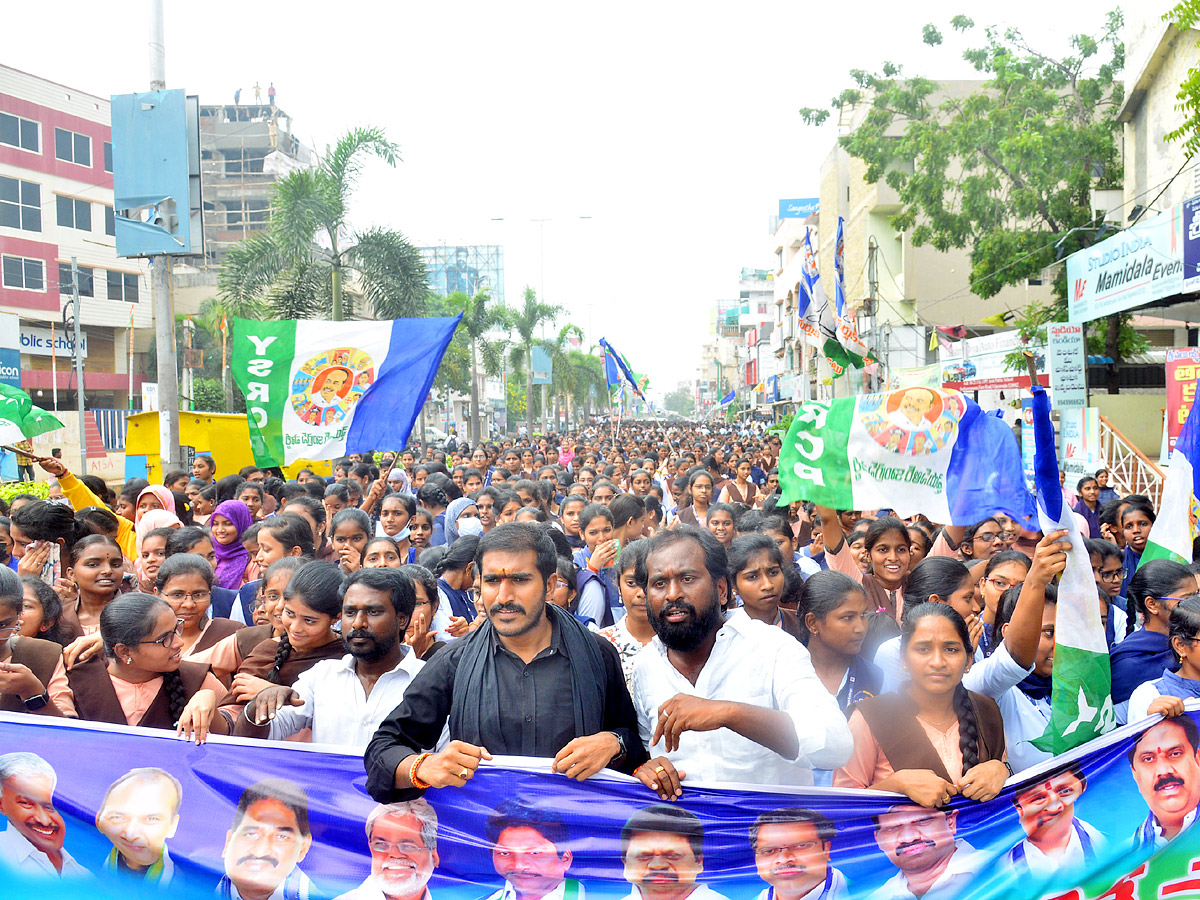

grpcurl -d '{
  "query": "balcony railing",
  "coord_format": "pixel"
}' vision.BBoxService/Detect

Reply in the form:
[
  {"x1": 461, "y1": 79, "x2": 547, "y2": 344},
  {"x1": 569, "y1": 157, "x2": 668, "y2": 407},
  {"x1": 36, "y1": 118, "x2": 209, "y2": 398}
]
[{"x1": 1098, "y1": 413, "x2": 1164, "y2": 508}]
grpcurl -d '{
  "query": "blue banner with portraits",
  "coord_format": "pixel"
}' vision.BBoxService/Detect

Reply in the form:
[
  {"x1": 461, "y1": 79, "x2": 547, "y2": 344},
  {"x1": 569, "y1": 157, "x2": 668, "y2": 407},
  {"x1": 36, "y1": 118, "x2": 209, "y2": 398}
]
[{"x1": 6, "y1": 711, "x2": 1200, "y2": 900}]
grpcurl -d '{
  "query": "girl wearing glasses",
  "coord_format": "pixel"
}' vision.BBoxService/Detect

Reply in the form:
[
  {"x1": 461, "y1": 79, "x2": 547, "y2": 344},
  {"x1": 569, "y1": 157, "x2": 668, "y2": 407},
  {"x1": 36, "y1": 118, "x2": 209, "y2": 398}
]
[
  {"x1": 65, "y1": 593, "x2": 228, "y2": 741},
  {"x1": 1111, "y1": 559, "x2": 1199, "y2": 724},
  {"x1": 977, "y1": 550, "x2": 1032, "y2": 658},
  {"x1": 1128, "y1": 596, "x2": 1200, "y2": 724},
  {"x1": 155, "y1": 554, "x2": 243, "y2": 680}
]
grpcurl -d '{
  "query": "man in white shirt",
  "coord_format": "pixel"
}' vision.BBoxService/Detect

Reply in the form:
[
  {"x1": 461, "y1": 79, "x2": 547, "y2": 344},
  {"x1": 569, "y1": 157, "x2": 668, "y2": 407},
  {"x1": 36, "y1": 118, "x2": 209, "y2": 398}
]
[
  {"x1": 218, "y1": 779, "x2": 314, "y2": 900},
  {"x1": 335, "y1": 800, "x2": 438, "y2": 900},
  {"x1": 619, "y1": 805, "x2": 729, "y2": 900},
  {"x1": 483, "y1": 799, "x2": 584, "y2": 900},
  {"x1": 239, "y1": 567, "x2": 423, "y2": 749},
  {"x1": 1129, "y1": 716, "x2": 1200, "y2": 849},
  {"x1": 870, "y1": 805, "x2": 987, "y2": 900},
  {"x1": 0, "y1": 751, "x2": 88, "y2": 878},
  {"x1": 750, "y1": 809, "x2": 848, "y2": 900},
  {"x1": 629, "y1": 528, "x2": 852, "y2": 798},
  {"x1": 1002, "y1": 765, "x2": 1102, "y2": 877}
]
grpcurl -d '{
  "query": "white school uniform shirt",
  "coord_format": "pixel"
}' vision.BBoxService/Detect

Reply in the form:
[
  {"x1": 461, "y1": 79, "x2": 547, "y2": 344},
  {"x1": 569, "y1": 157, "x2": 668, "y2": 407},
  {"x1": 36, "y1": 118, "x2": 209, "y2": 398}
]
[
  {"x1": 630, "y1": 614, "x2": 854, "y2": 786},
  {"x1": 754, "y1": 867, "x2": 848, "y2": 900},
  {"x1": 0, "y1": 823, "x2": 89, "y2": 878},
  {"x1": 265, "y1": 649, "x2": 424, "y2": 748},
  {"x1": 869, "y1": 841, "x2": 988, "y2": 900},
  {"x1": 1000, "y1": 819, "x2": 1104, "y2": 878},
  {"x1": 996, "y1": 683, "x2": 1053, "y2": 774},
  {"x1": 1128, "y1": 680, "x2": 1168, "y2": 725}
]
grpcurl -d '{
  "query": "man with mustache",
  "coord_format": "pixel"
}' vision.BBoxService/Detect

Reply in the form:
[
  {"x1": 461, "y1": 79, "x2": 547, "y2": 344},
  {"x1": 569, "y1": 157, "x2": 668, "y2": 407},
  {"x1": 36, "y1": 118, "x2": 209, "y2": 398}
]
[
  {"x1": 619, "y1": 804, "x2": 728, "y2": 900},
  {"x1": 1002, "y1": 764, "x2": 1102, "y2": 876},
  {"x1": 365, "y1": 523, "x2": 648, "y2": 802},
  {"x1": 870, "y1": 804, "x2": 985, "y2": 900},
  {"x1": 483, "y1": 799, "x2": 583, "y2": 900},
  {"x1": 335, "y1": 800, "x2": 438, "y2": 900},
  {"x1": 750, "y1": 809, "x2": 847, "y2": 900},
  {"x1": 237, "y1": 567, "x2": 423, "y2": 749},
  {"x1": 0, "y1": 751, "x2": 87, "y2": 877},
  {"x1": 219, "y1": 779, "x2": 313, "y2": 900},
  {"x1": 95, "y1": 767, "x2": 182, "y2": 884},
  {"x1": 1129, "y1": 716, "x2": 1200, "y2": 848},
  {"x1": 628, "y1": 528, "x2": 852, "y2": 798}
]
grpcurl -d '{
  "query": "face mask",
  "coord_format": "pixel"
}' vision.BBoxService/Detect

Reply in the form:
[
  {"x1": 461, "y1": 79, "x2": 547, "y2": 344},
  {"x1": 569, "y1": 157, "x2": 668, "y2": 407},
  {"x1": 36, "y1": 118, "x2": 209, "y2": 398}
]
[
  {"x1": 395, "y1": 526, "x2": 411, "y2": 541},
  {"x1": 458, "y1": 517, "x2": 484, "y2": 537}
]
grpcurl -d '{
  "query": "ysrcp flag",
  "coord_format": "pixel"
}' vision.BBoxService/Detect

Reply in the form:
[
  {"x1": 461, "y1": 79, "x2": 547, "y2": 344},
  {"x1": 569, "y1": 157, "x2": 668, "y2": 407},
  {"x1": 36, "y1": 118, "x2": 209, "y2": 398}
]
[
  {"x1": 777, "y1": 387, "x2": 1035, "y2": 524},
  {"x1": 231, "y1": 316, "x2": 461, "y2": 466},
  {"x1": 1141, "y1": 395, "x2": 1200, "y2": 567},
  {"x1": 0, "y1": 383, "x2": 63, "y2": 444},
  {"x1": 1028, "y1": 382, "x2": 1115, "y2": 754},
  {"x1": 833, "y1": 217, "x2": 870, "y2": 359}
]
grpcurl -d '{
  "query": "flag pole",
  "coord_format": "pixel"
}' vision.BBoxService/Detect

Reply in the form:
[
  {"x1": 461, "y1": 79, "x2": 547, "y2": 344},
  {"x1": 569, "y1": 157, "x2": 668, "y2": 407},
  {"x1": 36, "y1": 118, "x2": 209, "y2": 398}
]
[{"x1": 50, "y1": 319, "x2": 58, "y2": 411}]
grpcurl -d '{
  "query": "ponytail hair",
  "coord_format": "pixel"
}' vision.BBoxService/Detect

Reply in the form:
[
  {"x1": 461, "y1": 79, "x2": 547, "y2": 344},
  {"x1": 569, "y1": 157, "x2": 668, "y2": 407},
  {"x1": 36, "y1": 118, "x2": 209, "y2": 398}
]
[
  {"x1": 268, "y1": 561, "x2": 344, "y2": 684},
  {"x1": 434, "y1": 535, "x2": 480, "y2": 577},
  {"x1": 258, "y1": 513, "x2": 315, "y2": 558},
  {"x1": 100, "y1": 593, "x2": 187, "y2": 723},
  {"x1": 1128, "y1": 559, "x2": 1194, "y2": 637},
  {"x1": 904, "y1": 556, "x2": 971, "y2": 608},
  {"x1": 901, "y1": 602, "x2": 977, "y2": 775},
  {"x1": 1168, "y1": 595, "x2": 1200, "y2": 662},
  {"x1": 13, "y1": 500, "x2": 89, "y2": 554}
]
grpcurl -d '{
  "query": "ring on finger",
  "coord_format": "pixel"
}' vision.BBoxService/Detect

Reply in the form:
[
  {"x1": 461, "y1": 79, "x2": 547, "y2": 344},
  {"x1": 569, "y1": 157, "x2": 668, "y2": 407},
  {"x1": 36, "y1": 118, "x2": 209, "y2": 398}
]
[
  {"x1": 654, "y1": 765, "x2": 666, "y2": 775},
  {"x1": 458, "y1": 768, "x2": 470, "y2": 779}
]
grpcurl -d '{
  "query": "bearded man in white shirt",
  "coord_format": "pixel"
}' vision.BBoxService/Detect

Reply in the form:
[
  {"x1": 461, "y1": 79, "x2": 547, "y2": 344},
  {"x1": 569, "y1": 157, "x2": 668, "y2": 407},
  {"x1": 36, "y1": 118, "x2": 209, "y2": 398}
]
[
  {"x1": 619, "y1": 805, "x2": 729, "y2": 900},
  {"x1": 629, "y1": 527, "x2": 852, "y2": 799},
  {"x1": 0, "y1": 751, "x2": 88, "y2": 878},
  {"x1": 335, "y1": 800, "x2": 438, "y2": 900}
]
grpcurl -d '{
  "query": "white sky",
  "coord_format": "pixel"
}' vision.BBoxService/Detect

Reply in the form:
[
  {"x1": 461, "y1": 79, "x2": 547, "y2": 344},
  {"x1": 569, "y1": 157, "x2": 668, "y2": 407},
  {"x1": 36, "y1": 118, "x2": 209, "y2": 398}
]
[{"x1": 6, "y1": 0, "x2": 1113, "y2": 398}]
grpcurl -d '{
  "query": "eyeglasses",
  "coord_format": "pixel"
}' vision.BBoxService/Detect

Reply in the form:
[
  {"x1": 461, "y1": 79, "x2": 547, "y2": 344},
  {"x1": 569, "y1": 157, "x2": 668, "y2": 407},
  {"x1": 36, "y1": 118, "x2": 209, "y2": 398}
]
[
  {"x1": 369, "y1": 838, "x2": 428, "y2": 856},
  {"x1": 985, "y1": 577, "x2": 1023, "y2": 592},
  {"x1": 1000, "y1": 530, "x2": 1017, "y2": 541},
  {"x1": 973, "y1": 532, "x2": 1004, "y2": 543},
  {"x1": 0, "y1": 619, "x2": 22, "y2": 636},
  {"x1": 1157, "y1": 597, "x2": 1191, "y2": 606},
  {"x1": 1092, "y1": 567, "x2": 1127, "y2": 583},
  {"x1": 163, "y1": 590, "x2": 211, "y2": 603},
  {"x1": 138, "y1": 618, "x2": 185, "y2": 648}
]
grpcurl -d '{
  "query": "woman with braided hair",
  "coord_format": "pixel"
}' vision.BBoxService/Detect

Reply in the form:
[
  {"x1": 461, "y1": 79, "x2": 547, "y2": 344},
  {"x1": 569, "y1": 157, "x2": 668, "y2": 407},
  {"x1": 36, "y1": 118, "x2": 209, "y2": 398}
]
[
  {"x1": 834, "y1": 603, "x2": 1009, "y2": 807},
  {"x1": 64, "y1": 593, "x2": 228, "y2": 741}
]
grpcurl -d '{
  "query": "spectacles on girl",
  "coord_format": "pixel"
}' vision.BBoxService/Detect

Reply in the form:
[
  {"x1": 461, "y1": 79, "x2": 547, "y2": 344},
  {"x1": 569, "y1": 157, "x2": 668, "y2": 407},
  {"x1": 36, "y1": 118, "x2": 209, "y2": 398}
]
[{"x1": 138, "y1": 618, "x2": 186, "y2": 648}]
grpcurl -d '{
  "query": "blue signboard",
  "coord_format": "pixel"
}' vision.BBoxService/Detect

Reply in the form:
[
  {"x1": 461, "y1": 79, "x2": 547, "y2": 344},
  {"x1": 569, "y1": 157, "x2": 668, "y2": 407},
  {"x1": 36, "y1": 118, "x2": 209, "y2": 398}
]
[
  {"x1": 1185, "y1": 195, "x2": 1200, "y2": 292},
  {"x1": 778, "y1": 198, "x2": 820, "y2": 219}
]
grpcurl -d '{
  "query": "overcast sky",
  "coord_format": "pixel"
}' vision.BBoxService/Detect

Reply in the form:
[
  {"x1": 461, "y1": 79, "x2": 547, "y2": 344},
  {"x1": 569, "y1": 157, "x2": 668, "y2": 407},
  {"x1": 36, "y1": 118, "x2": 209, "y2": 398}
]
[{"x1": 7, "y1": 0, "x2": 1111, "y2": 397}]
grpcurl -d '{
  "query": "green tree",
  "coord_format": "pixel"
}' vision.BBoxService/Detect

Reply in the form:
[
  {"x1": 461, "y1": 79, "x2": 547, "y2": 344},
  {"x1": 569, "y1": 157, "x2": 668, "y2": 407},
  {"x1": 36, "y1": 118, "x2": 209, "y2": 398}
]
[
  {"x1": 541, "y1": 323, "x2": 585, "y2": 430},
  {"x1": 446, "y1": 290, "x2": 507, "y2": 445},
  {"x1": 564, "y1": 349, "x2": 608, "y2": 427},
  {"x1": 800, "y1": 13, "x2": 1143, "y2": 392},
  {"x1": 1166, "y1": 2, "x2": 1200, "y2": 155},
  {"x1": 664, "y1": 386, "x2": 695, "y2": 416},
  {"x1": 506, "y1": 287, "x2": 562, "y2": 437},
  {"x1": 218, "y1": 126, "x2": 427, "y2": 322},
  {"x1": 192, "y1": 377, "x2": 226, "y2": 412}
]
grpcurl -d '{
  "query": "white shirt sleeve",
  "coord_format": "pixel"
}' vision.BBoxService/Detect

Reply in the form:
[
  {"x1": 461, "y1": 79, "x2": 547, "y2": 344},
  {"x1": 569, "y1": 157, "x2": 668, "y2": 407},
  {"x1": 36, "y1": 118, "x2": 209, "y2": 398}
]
[
  {"x1": 630, "y1": 657, "x2": 654, "y2": 752},
  {"x1": 874, "y1": 637, "x2": 903, "y2": 693},
  {"x1": 773, "y1": 637, "x2": 855, "y2": 769},
  {"x1": 266, "y1": 664, "x2": 317, "y2": 740},
  {"x1": 962, "y1": 641, "x2": 1034, "y2": 698},
  {"x1": 1127, "y1": 681, "x2": 1163, "y2": 725},
  {"x1": 577, "y1": 580, "x2": 608, "y2": 624}
]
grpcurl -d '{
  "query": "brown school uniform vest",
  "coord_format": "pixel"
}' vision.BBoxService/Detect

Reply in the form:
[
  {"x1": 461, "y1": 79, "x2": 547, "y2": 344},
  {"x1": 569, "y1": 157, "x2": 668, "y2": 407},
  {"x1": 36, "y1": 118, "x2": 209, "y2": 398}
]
[
  {"x1": 234, "y1": 624, "x2": 273, "y2": 661},
  {"x1": 853, "y1": 690, "x2": 1006, "y2": 781},
  {"x1": 192, "y1": 617, "x2": 243, "y2": 655},
  {"x1": 0, "y1": 637, "x2": 63, "y2": 713},
  {"x1": 67, "y1": 656, "x2": 212, "y2": 729}
]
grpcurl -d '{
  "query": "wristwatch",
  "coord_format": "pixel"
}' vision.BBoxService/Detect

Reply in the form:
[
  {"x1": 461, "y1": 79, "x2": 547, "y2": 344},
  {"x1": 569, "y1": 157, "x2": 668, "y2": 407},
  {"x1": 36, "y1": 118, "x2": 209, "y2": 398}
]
[
  {"x1": 21, "y1": 692, "x2": 49, "y2": 712},
  {"x1": 608, "y1": 731, "x2": 628, "y2": 764}
]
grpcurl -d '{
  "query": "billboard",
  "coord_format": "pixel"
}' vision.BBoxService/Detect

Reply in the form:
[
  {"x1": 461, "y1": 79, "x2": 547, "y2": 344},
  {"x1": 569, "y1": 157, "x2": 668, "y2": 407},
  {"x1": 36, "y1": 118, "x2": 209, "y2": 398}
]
[
  {"x1": 938, "y1": 330, "x2": 1048, "y2": 392},
  {"x1": 1066, "y1": 204, "x2": 1183, "y2": 324},
  {"x1": 1166, "y1": 347, "x2": 1200, "y2": 457},
  {"x1": 778, "y1": 198, "x2": 819, "y2": 219},
  {"x1": 420, "y1": 245, "x2": 505, "y2": 303}
]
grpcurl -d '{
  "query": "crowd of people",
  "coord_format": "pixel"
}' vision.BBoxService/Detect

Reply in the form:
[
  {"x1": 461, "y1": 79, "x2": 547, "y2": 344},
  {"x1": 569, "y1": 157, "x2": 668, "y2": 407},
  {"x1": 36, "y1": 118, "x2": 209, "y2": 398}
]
[{"x1": 0, "y1": 420, "x2": 1196, "y2": 884}]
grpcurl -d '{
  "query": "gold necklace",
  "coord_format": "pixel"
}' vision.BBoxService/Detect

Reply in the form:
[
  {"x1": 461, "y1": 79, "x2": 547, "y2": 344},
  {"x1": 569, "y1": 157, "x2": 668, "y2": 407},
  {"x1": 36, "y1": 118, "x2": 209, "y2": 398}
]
[{"x1": 916, "y1": 712, "x2": 956, "y2": 730}]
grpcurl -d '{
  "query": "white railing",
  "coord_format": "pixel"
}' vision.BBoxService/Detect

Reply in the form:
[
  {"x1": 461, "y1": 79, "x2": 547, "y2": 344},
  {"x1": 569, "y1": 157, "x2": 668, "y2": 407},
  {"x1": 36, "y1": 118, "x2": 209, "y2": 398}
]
[{"x1": 1098, "y1": 414, "x2": 1164, "y2": 508}]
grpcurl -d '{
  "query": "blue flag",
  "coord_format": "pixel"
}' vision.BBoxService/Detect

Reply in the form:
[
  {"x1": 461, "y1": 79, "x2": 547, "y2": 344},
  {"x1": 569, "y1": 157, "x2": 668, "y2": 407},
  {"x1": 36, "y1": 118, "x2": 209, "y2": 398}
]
[
  {"x1": 718, "y1": 389, "x2": 736, "y2": 407},
  {"x1": 598, "y1": 337, "x2": 645, "y2": 400}
]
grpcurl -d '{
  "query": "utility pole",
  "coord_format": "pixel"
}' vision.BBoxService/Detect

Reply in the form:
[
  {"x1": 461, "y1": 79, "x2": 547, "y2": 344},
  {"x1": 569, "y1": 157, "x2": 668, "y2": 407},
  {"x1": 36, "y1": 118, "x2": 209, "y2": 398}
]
[
  {"x1": 70, "y1": 259, "x2": 86, "y2": 472},
  {"x1": 149, "y1": 0, "x2": 180, "y2": 469}
]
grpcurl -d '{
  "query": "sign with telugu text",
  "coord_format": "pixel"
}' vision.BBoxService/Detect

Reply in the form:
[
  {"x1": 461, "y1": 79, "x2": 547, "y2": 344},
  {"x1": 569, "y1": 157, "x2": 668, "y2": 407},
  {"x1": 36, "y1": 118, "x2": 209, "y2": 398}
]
[
  {"x1": 1166, "y1": 347, "x2": 1200, "y2": 458},
  {"x1": 1048, "y1": 323, "x2": 1088, "y2": 409}
]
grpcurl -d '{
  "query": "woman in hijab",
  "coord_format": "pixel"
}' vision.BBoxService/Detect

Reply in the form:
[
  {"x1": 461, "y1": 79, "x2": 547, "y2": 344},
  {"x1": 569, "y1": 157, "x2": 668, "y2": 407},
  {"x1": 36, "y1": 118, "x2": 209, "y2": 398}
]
[
  {"x1": 135, "y1": 485, "x2": 176, "y2": 523},
  {"x1": 135, "y1": 508, "x2": 182, "y2": 591},
  {"x1": 210, "y1": 499, "x2": 253, "y2": 591},
  {"x1": 443, "y1": 497, "x2": 482, "y2": 544}
]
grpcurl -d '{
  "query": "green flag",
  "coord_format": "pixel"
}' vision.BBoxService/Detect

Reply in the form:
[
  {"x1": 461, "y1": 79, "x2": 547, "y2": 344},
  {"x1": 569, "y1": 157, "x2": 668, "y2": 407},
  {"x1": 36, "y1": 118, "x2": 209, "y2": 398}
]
[{"x1": 0, "y1": 384, "x2": 64, "y2": 445}]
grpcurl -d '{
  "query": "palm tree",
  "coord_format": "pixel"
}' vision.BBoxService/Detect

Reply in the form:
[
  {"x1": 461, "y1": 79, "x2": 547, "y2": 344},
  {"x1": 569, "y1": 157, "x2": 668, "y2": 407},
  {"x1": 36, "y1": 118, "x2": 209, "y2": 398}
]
[
  {"x1": 543, "y1": 323, "x2": 584, "y2": 429},
  {"x1": 507, "y1": 287, "x2": 562, "y2": 438},
  {"x1": 565, "y1": 349, "x2": 607, "y2": 427},
  {"x1": 447, "y1": 290, "x2": 508, "y2": 445},
  {"x1": 218, "y1": 126, "x2": 427, "y2": 321}
]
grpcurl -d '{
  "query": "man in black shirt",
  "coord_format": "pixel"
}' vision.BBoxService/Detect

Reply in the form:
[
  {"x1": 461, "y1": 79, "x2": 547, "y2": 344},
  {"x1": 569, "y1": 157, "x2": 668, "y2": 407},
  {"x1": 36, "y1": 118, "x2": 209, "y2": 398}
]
[{"x1": 365, "y1": 523, "x2": 648, "y2": 802}]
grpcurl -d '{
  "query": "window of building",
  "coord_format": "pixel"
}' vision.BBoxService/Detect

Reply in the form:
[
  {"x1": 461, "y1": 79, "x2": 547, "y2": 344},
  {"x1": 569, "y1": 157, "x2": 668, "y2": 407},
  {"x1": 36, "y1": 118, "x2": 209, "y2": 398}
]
[
  {"x1": 223, "y1": 149, "x2": 268, "y2": 174},
  {"x1": 103, "y1": 141, "x2": 113, "y2": 173},
  {"x1": 107, "y1": 270, "x2": 138, "y2": 302},
  {"x1": 104, "y1": 205, "x2": 116, "y2": 236},
  {"x1": 246, "y1": 199, "x2": 269, "y2": 225},
  {"x1": 56, "y1": 195, "x2": 92, "y2": 231},
  {"x1": 0, "y1": 112, "x2": 39, "y2": 153},
  {"x1": 55, "y1": 127, "x2": 92, "y2": 166},
  {"x1": 0, "y1": 176, "x2": 41, "y2": 232},
  {"x1": 2, "y1": 255, "x2": 44, "y2": 291},
  {"x1": 58, "y1": 263, "x2": 94, "y2": 297}
]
